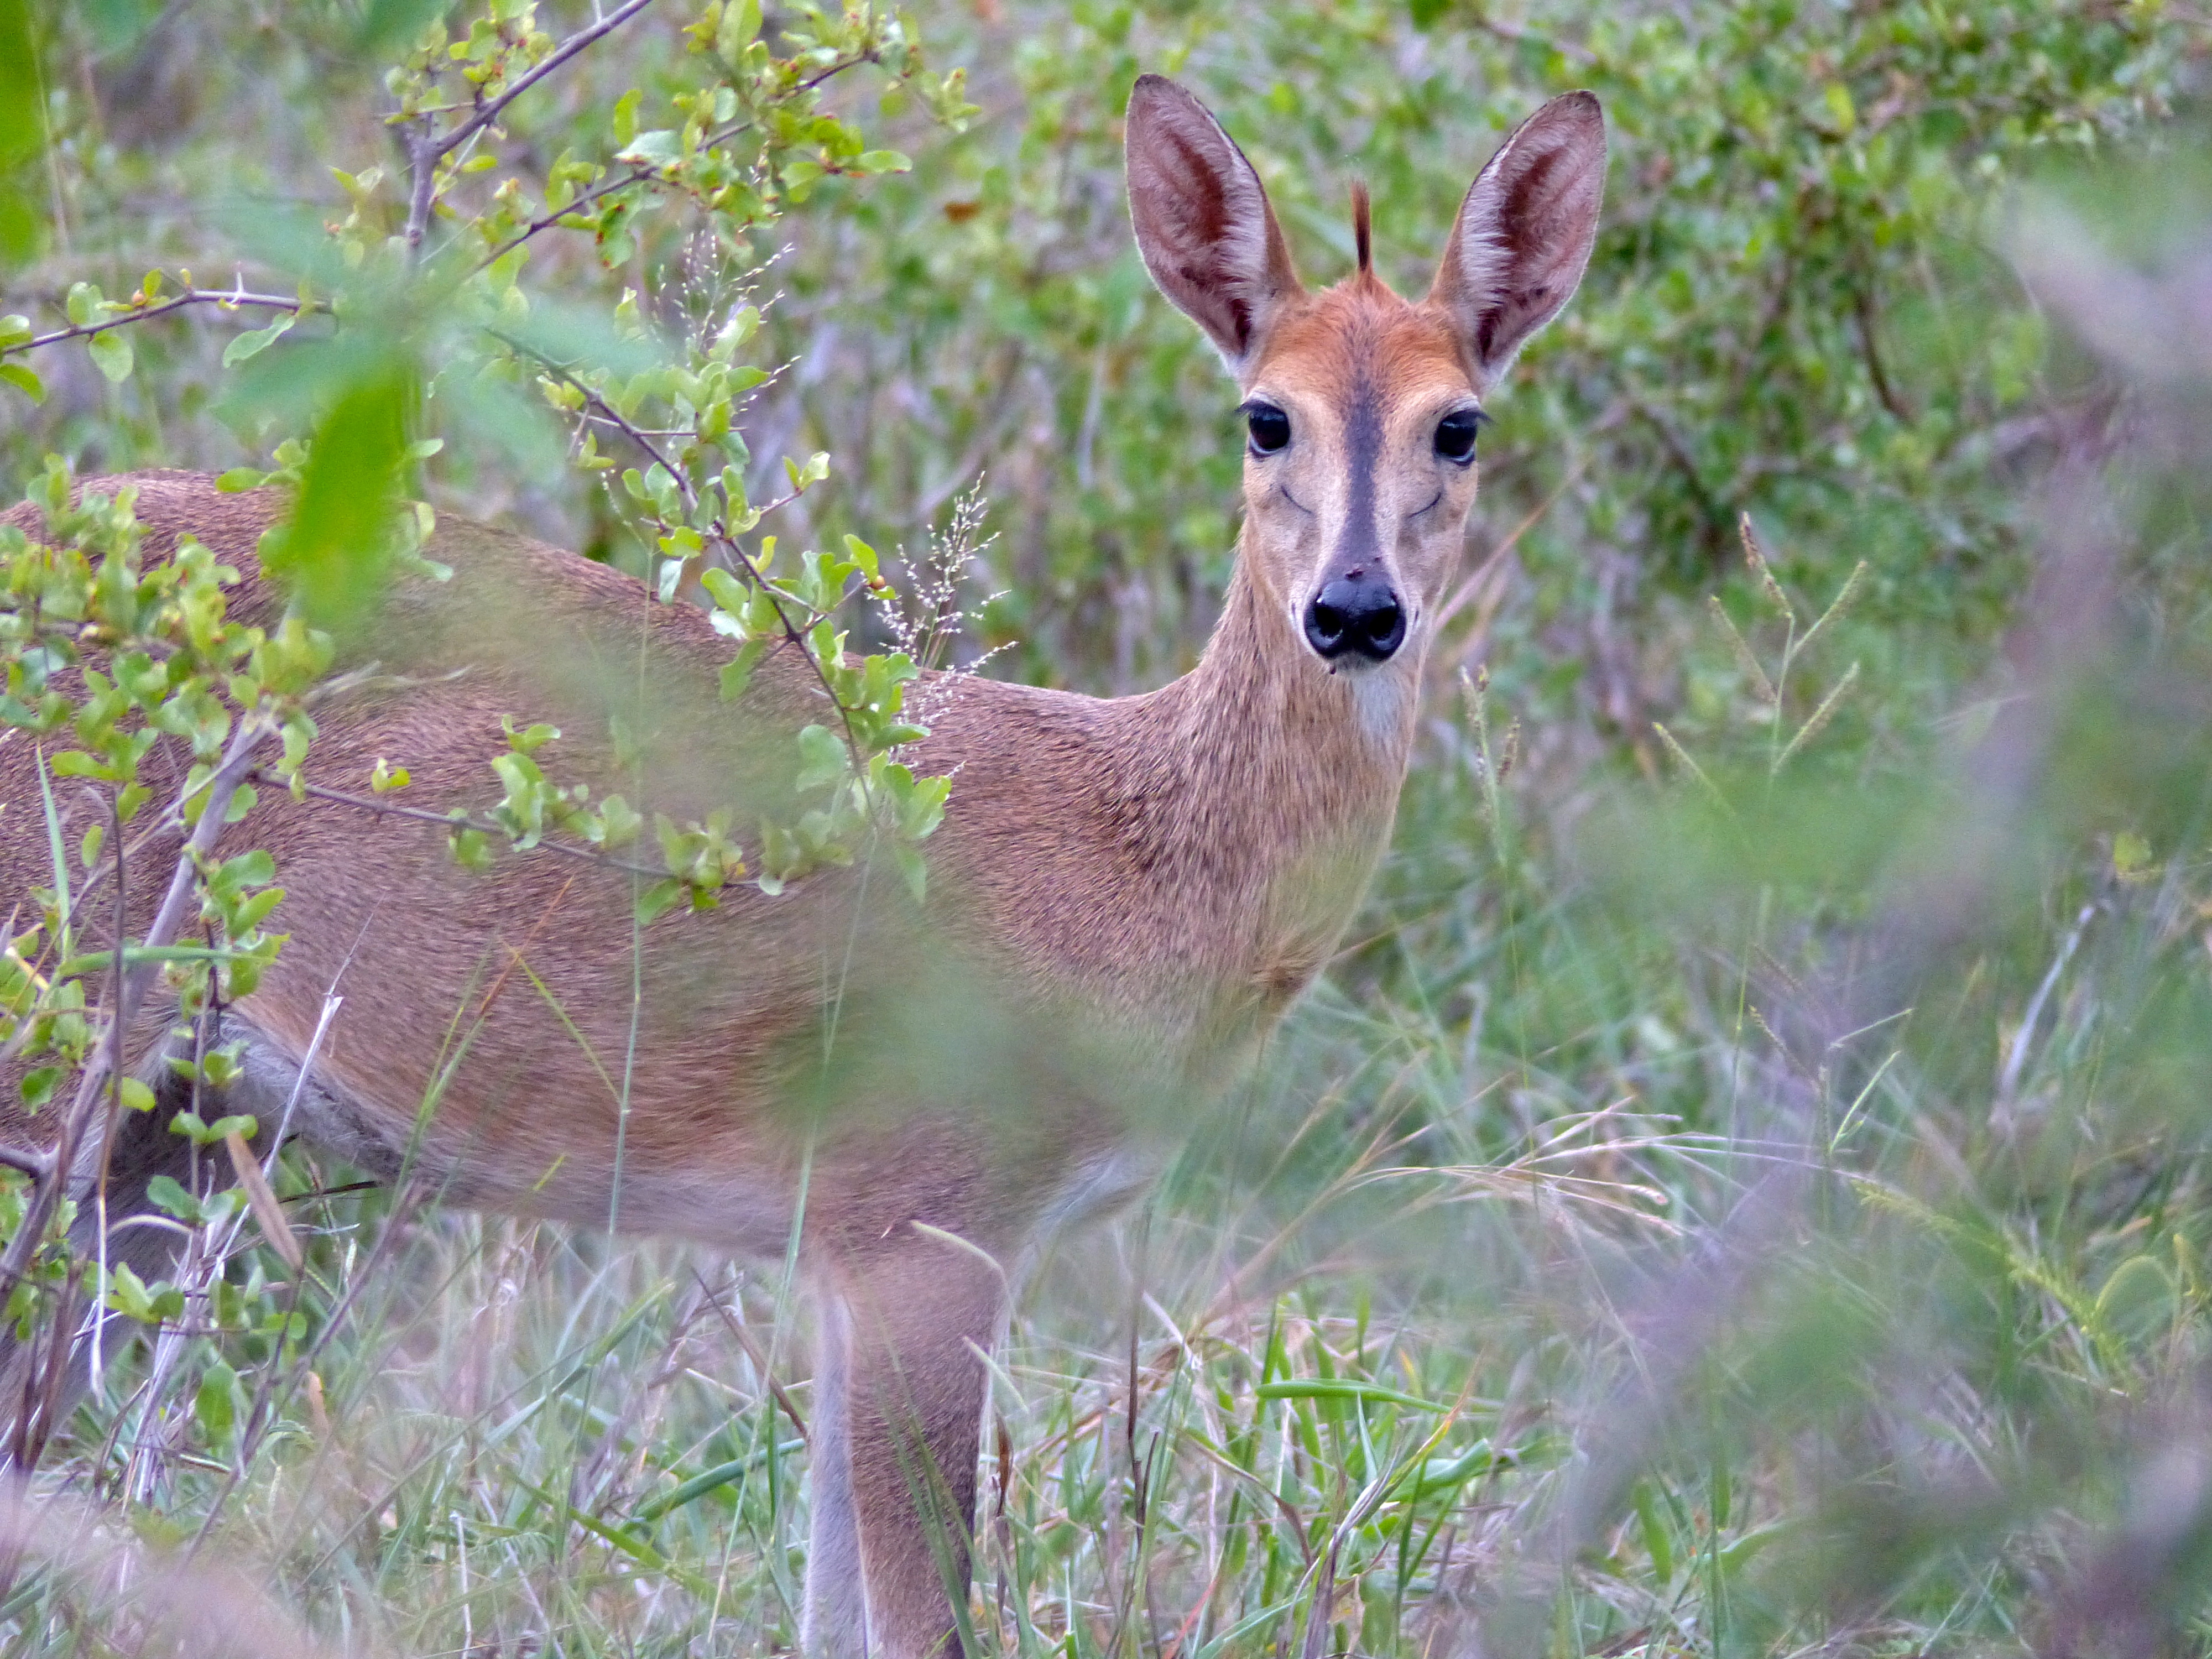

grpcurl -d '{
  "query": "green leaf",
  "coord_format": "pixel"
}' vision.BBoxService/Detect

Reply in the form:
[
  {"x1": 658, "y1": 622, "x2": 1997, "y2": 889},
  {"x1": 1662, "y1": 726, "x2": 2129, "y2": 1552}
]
[
  {"x1": 1634, "y1": 1481, "x2": 1676, "y2": 1584},
  {"x1": 780, "y1": 158, "x2": 823, "y2": 201},
  {"x1": 634, "y1": 1436, "x2": 804, "y2": 1524},
  {"x1": 620, "y1": 129, "x2": 682, "y2": 168},
  {"x1": 502, "y1": 717, "x2": 560, "y2": 754},
  {"x1": 700, "y1": 565, "x2": 748, "y2": 614},
  {"x1": 259, "y1": 367, "x2": 415, "y2": 632},
  {"x1": 716, "y1": 0, "x2": 760, "y2": 55},
  {"x1": 0, "y1": 361, "x2": 41, "y2": 402},
  {"x1": 596, "y1": 792, "x2": 641, "y2": 847},
  {"x1": 720, "y1": 638, "x2": 769, "y2": 702},
  {"x1": 1415, "y1": 1441, "x2": 1506, "y2": 1491},
  {"x1": 231, "y1": 885, "x2": 285, "y2": 930},
  {"x1": 841, "y1": 533, "x2": 881, "y2": 585},
  {"x1": 218, "y1": 848, "x2": 276, "y2": 889},
  {"x1": 634, "y1": 877, "x2": 686, "y2": 925},
  {"x1": 794, "y1": 724, "x2": 847, "y2": 793},
  {"x1": 147, "y1": 1173, "x2": 204, "y2": 1224},
  {"x1": 448, "y1": 825, "x2": 494, "y2": 871},
  {"x1": 221, "y1": 311, "x2": 296, "y2": 367},
  {"x1": 891, "y1": 841, "x2": 927, "y2": 904},
  {"x1": 195, "y1": 1358, "x2": 240, "y2": 1449},
  {"x1": 105, "y1": 1262, "x2": 184, "y2": 1324},
  {"x1": 1253, "y1": 1379, "x2": 1444, "y2": 1412},
  {"x1": 87, "y1": 328, "x2": 132, "y2": 383}
]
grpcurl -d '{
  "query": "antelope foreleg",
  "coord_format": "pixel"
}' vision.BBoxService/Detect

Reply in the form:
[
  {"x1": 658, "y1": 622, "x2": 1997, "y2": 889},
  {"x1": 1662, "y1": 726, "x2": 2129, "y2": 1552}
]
[{"x1": 808, "y1": 1238, "x2": 1006, "y2": 1658}]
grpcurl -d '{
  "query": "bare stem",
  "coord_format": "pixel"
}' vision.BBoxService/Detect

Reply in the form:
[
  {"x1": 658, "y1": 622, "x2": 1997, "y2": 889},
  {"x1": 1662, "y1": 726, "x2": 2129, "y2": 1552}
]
[
  {"x1": 469, "y1": 54, "x2": 876, "y2": 278},
  {"x1": 497, "y1": 335, "x2": 872, "y2": 778},
  {"x1": 427, "y1": 0, "x2": 661, "y2": 168},
  {"x1": 3, "y1": 289, "x2": 311, "y2": 358},
  {"x1": 403, "y1": 119, "x2": 439, "y2": 259},
  {"x1": 269, "y1": 771, "x2": 669, "y2": 883}
]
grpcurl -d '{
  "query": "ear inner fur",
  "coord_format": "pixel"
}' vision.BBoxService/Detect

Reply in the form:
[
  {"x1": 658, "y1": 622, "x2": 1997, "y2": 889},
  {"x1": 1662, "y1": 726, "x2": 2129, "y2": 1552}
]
[
  {"x1": 1428, "y1": 89, "x2": 1608, "y2": 392},
  {"x1": 1124, "y1": 74, "x2": 1303, "y2": 370}
]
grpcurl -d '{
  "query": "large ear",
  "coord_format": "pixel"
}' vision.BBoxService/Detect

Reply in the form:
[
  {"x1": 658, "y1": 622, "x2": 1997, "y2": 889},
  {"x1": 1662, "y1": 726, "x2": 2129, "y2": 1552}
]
[
  {"x1": 1428, "y1": 91, "x2": 1606, "y2": 393},
  {"x1": 1125, "y1": 74, "x2": 1302, "y2": 374}
]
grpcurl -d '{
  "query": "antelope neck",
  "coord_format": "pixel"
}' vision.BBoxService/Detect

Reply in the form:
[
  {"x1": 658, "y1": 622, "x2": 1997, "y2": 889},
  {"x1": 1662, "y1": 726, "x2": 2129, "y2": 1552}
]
[{"x1": 1109, "y1": 548, "x2": 1416, "y2": 886}]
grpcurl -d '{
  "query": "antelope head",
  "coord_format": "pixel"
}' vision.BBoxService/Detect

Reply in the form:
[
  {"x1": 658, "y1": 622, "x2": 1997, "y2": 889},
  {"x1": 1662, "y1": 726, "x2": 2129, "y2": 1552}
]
[{"x1": 1125, "y1": 76, "x2": 1606, "y2": 706}]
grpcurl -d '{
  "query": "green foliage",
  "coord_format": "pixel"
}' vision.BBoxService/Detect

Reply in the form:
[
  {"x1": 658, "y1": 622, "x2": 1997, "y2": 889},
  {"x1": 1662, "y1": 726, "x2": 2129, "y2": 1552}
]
[
  {"x1": 4, "y1": 0, "x2": 972, "y2": 903},
  {"x1": 0, "y1": 0, "x2": 978, "y2": 1566},
  {"x1": 0, "y1": 0, "x2": 42, "y2": 269},
  {"x1": 744, "y1": 0, "x2": 2193, "y2": 717},
  {"x1": 0, "y1": 472, "x2": 306, "y2": 1028}
]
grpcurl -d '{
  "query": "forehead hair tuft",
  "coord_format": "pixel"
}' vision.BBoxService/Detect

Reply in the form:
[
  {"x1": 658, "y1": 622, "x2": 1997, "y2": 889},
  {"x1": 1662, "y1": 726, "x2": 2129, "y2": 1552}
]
[{"x1": 1350, "y1": 180, "x2": 1372, "y2": 276}]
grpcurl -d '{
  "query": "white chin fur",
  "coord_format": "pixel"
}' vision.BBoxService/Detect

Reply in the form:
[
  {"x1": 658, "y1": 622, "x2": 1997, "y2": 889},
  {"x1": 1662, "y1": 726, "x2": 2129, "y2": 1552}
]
[
  {"x1": 1343, "y1": 659, "x2": 1416, "y2": 742},
  {"x1": 1287, "y1": 604, "x2": 1420, "y2": 742}
]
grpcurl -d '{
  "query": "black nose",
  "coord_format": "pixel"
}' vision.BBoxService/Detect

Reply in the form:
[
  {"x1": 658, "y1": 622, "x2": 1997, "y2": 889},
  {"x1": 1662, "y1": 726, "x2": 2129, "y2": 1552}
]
[{"x1": 1303, "y1": 571, "x2": 1406, "y2": 663}]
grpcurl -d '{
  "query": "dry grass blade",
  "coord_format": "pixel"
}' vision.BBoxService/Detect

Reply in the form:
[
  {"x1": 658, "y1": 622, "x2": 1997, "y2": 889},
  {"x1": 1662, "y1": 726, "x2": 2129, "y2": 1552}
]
[
  {"x1": 224, "y1": 1129, "x2": 303, "y2": 1271},
  {"x1": 1651, "y1": 722, "x2": 1735, "y2": 817},
  {"x1": 1794, "y1": 557, "x2": 1869, "y2": 656}
]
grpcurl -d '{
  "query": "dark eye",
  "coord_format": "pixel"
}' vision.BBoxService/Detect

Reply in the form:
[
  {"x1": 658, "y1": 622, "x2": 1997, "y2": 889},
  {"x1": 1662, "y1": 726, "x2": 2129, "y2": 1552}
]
[
  {"x1": 1244, "y1": 402, "x2": 1291, "y2": 456},
  {"x1": 1434, "y1": 409, "x2": 1483, "y2": 463}
]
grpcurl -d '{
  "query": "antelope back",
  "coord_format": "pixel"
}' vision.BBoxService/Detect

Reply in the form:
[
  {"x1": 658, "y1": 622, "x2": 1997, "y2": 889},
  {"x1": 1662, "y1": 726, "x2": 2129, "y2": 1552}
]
[{"x1": 0, "y1": 475, "x2": 1194, "y2": 1256}]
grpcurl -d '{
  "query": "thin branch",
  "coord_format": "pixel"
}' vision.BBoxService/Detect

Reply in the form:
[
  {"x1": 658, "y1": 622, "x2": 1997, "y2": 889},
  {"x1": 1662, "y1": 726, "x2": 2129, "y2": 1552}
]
[
  {"x1": 3, "y1": 289, "x2": 310, "y2": 358},
  {"x1": 693, "y1": 1268, "x2": 808, "y2": 1442},
  {"x1": 1854, "y1": 280, "x2": 1915, "y2": 425},
  {"x1": 0, "y1": 1145, "x2": 52, "y2": 1181},
  {"x1": 403, "y1": 120, "x2": 439, "y2": 259},
  {"x1": 469, "y1": 54, "x2": 878, "y2": 277},
  {"x1": 428, "y1": 0, "x2": 661, "y2": 166},
  {"x1": 1630, "y1": 398, "x2": 1731, "y2": 549},
  {"x1": 496, "y1": 334, "x2": 872, "y2": 775},
  {"x1": 472, "y1": 158, "x2": 657, "y2": 274},
  {"x1": 404, "y1": 1, "x2": 660, "y2": 259},
  {"x1": 265, "y1": 770, "x2": 670, "y2": 883}
]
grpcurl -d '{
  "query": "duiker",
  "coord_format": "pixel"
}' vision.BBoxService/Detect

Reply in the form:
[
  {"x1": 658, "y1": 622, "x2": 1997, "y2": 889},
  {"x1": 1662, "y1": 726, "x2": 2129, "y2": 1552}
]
[{"x1": 0, "y1": 75, "x2": 1603, "y2": 1657}]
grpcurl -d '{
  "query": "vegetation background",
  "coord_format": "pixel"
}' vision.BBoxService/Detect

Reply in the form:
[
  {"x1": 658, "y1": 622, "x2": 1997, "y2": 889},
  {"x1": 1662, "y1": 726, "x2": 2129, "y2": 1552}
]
[{"x1": 5, "y1": 0, "x2": 2212, "y2": 1653}]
